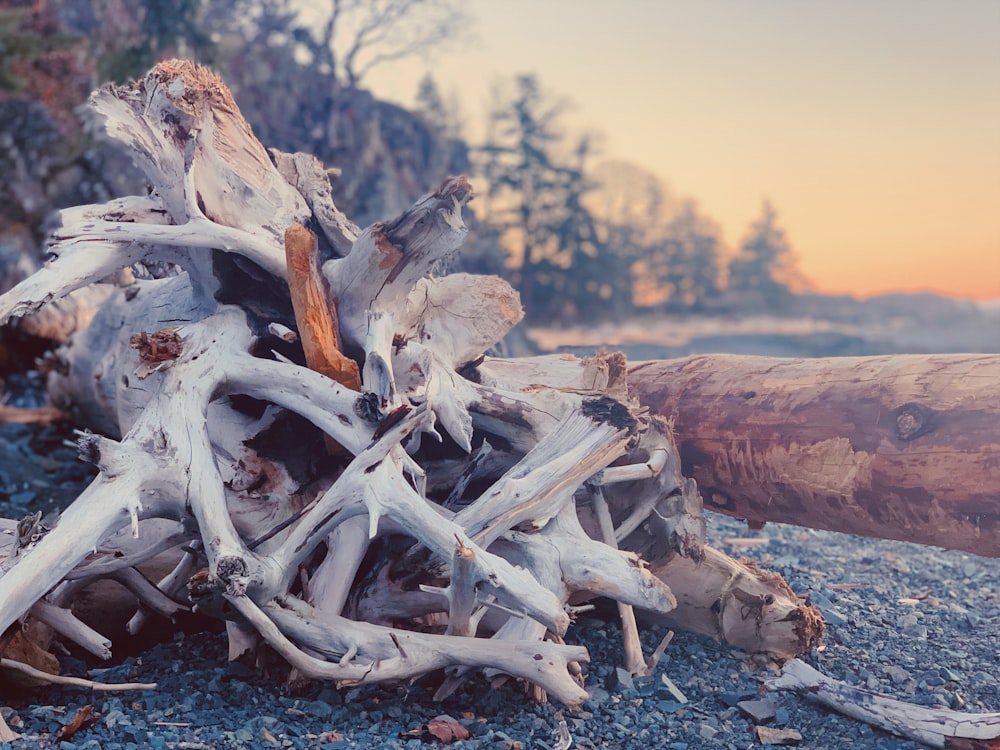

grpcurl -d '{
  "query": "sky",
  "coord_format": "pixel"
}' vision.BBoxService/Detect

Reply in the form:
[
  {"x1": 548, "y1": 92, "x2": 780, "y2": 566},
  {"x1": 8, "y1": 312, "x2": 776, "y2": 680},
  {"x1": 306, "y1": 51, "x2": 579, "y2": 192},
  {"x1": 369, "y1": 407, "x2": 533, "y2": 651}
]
[{"x1": 363, "y1": 1, "x2": 1000, "y2": 301}]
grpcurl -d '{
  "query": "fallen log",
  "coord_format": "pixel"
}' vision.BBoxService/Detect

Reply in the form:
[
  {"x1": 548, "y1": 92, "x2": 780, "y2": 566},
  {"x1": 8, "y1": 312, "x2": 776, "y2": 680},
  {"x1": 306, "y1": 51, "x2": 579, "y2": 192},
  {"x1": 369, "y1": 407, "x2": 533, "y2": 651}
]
[{"x1": 630, "y1": 354, "x2": 1000, "y2": 556}]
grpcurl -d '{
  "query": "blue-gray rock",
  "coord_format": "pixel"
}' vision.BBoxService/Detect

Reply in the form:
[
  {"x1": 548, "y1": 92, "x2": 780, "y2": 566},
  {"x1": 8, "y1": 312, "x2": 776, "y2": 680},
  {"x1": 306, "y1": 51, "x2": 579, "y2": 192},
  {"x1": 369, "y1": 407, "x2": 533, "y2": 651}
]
[
  {"x1": 808, "y1": 591, "x2": 848, "y2": 627},
  {"x1": 718, "y1": 690, "x2": 756, "y2": 708},
  {"x1": 583, "y1": 686, "x2": 610, "y2": 710},
  {"x1": 302, "y1": 700, "x2": 334, "y2": 720},
  {"x1": 613, "y1": 666, "x2": 635, "y2": 691},
  {"x1": 738, "y1": 699, "x2": 777, "y2": 724},
  {"x1": 656, "y1": 700, "x2": 687, "y2": 714},
  {"x1": 9, "y1": 490, "x2": 35, "y2": 506}
]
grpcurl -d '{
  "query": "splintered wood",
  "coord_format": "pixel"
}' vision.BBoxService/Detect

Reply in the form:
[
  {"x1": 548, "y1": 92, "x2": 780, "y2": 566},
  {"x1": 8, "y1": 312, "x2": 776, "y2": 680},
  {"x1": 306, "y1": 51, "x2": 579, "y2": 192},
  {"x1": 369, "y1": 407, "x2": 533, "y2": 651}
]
[
  {"x1": 0, "y1": 58, "x2": 832, "y2": 719},
  {"x1": 283, "y1": 223, "x2": 360, "y2": 390}
]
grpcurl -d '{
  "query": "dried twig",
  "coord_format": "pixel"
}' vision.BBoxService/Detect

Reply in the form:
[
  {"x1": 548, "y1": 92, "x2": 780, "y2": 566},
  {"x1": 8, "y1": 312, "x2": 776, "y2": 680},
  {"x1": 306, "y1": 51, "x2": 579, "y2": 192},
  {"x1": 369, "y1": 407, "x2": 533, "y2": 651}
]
[
  {"x1": 0, "y1": 658, "x2": 157, "y2": 691},
  {"x1": 0, "y1": 404, "x2": 67, "y2": 425}
]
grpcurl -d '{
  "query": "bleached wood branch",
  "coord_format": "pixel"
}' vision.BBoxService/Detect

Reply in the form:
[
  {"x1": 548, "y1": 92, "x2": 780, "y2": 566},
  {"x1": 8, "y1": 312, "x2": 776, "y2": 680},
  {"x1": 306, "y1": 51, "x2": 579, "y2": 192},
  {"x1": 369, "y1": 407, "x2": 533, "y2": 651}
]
[
  {"x1": 126, "y1": 545, "x2": 200, "y2": 634},
  {"x1": 0, "y1": 713, "x2": 16, "y2": 743},
  {"x1": 0, "y1": 658, "x2": 157, "y2": 690},
  {"x1": 257, "y1": 596, "x2": 590, "y2": 708},
  {"x1": 270, "y1": 150, "x2": 359, "y2": 256},
  {"x1": 323, "y1": 176, "x2": 473, "y2": 351},
  {"x1": 768, "y1": 659, "x2": 1000, "y2": 748},
  {"x1": 456, "y1": 399, "x2": 634, "y2": 547},
  {"x1": 588, "y1": 485, "x2": 648, "y2": 675},
  {"x1": 29, "y1": 600, "x2": 112, "y2": 660}
]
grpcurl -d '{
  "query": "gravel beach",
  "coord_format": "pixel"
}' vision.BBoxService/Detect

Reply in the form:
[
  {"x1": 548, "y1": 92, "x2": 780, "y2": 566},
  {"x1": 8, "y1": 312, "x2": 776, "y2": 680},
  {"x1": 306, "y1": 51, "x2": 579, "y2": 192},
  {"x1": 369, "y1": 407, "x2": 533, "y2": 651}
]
[{"x1": 3, "y1": 373, "x2": 999, "y2": 750}]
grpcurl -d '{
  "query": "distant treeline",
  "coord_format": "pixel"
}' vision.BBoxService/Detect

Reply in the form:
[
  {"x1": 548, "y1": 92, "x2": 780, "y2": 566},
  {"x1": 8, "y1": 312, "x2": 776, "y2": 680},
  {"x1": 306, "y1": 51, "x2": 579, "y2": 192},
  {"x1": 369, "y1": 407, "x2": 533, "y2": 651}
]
[
  {"x1": 2, "y1": 0, "x2": 805, "y2": 324},
  {"x1": 435, "y1": 73, "x2": 806, "y2": 322}
]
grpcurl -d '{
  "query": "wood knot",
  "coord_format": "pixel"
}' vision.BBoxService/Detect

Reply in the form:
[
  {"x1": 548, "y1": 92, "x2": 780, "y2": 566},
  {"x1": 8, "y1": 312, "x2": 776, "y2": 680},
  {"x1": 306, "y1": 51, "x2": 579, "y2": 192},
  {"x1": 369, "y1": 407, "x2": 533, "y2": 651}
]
[{"x1": 892, "y1": 402, "x2": 936, "y2": 441}]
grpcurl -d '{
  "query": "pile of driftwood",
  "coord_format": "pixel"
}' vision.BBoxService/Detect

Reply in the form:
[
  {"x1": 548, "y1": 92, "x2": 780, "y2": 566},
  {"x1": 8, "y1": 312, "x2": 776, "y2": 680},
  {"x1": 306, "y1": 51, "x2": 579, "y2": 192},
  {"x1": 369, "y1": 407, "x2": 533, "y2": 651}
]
[{"x1": 1, "y1": 61, "x2": 998, "y2": 747}]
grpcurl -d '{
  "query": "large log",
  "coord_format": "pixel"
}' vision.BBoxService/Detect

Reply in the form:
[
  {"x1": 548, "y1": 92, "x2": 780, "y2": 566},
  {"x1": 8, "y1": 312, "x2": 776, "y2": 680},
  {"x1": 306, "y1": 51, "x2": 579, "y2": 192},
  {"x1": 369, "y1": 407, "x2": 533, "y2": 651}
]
[{"x1": 630, "y1": 354, "x2": 1000, "y2": 557}]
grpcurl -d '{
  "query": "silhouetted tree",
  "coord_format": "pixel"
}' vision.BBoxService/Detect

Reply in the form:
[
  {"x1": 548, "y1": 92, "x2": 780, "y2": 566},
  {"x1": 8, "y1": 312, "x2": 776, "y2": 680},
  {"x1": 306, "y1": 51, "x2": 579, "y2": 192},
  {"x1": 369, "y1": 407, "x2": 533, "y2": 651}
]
[
  {"x1": 590, "y1": 161, "x2": 676, "y2": 314},
  {"x1": 414, "y1": 72, "x2": 463, "y2": 139},
  {"x1": 415, "y1": 73, "x2": 447, "y2": 130},
  {"x1": 478, "y1": 74, "x2": 617, "y2": 322},
  {"x1": 303, "y1": 0, "x2": 470, "y2": 89},
  {"x1": 728, "y1": 201, "x2": 801, "y2": 311},
  {"x1": 662, "y1": 202, "x2": 723, "y2": 311},
  {"x1": 619, "y1": 199, "x2": 723, "y2": 313},
  {"x1": 549, "y1": 136, "x2": 621, "y2": 321}
]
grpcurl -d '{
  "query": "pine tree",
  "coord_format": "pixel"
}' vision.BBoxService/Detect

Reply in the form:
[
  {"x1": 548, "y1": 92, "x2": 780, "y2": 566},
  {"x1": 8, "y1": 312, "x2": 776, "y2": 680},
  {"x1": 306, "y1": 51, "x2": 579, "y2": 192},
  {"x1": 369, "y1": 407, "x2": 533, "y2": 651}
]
[
  {"x1": 478, "y1": 75, "x2": 617, "y2": 322},
  {"x1": 728, "y1": 201, "x2": 801, "y2": 311}
]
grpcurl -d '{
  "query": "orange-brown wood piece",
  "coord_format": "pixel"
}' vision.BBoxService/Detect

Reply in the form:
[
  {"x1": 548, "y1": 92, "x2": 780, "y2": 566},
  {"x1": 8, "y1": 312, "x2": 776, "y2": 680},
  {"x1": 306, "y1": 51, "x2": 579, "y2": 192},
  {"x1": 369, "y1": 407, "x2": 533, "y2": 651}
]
[
  {"x1": 0, "y1": 405, "x2": 66, "y2": 425},
  {"x1": 284, "y1": 224, "x2": 361, "y2": 391}
]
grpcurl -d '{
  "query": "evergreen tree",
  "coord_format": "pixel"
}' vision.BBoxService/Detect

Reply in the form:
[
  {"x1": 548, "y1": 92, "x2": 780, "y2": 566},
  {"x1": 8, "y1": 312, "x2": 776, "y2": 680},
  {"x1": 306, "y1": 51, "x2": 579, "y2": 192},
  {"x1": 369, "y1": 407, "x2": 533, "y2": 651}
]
[
  {"x1": 589, "y1": 160, "x2": 674, "y2": 316},
  {"x1": 664, "y1": 202, "x2": 723, "y2": 311},
  {"x1": 728, "y1": 201, "x2": 801, "y2": 310},
  {"x1": 631, "y1": 200, "x2": 723, "y2": 312},
  {"x1": 478, "y1": 74, "x2": 617, "y2": 322},
  {"x1": 415, "y1": 73, "x2": 446, "y2": 131},
  {"x1": 414, "y1": 73, "x2": 463, "y2": 140}
]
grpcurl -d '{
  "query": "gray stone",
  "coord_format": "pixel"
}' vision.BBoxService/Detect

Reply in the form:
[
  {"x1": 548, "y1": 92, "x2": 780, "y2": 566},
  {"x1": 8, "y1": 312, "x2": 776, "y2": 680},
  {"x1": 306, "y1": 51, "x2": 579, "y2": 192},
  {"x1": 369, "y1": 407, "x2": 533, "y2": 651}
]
[
  {"x1": 584, "y1": 686, "x2": 611, "y2": 709},
  {"x1": 719, "y1": 690, "x2": 756, "y2": 708},
  {"x1": 302, "y1": 700, "x2": 334, "y2": 720},
  {"x1": 738, "y1": 699, "x2": 777, "y2": 724},
  {"x1": 699, "y1": 723, "x2": 719, "y2": 741},
  {"x1": 614, "y1": 666, "x2": 636, "y2": 691}
]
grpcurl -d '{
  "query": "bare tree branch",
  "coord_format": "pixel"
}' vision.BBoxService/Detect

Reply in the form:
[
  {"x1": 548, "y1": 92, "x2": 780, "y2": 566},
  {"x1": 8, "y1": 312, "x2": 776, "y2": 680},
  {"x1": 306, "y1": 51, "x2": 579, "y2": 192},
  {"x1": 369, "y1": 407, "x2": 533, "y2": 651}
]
[{"x1": 311, "y1": 0, "x2": 471, "y2": 88}]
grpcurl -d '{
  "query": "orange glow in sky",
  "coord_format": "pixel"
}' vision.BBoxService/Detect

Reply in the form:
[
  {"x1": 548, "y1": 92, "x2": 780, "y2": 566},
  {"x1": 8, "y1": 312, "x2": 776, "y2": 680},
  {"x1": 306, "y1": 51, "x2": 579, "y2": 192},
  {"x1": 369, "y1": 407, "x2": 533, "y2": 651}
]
[{"x1": 365, "y1": 1, "x2": 1000, "y2": 301}]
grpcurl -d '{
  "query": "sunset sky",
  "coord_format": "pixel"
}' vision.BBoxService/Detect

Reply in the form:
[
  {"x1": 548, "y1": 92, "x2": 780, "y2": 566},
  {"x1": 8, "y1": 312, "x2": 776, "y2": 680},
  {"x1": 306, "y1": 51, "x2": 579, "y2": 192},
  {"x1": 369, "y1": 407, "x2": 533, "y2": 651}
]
[{"x1": 365, "y1": 1, "x2": 1000, "y2": 300}]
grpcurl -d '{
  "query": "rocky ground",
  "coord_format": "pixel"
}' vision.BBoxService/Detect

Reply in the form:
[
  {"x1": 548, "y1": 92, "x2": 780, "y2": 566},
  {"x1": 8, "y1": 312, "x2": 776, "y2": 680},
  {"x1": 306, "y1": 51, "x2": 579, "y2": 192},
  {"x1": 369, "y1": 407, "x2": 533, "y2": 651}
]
[{"x1": 2, "y1": 373, "x2": 999, "y2": 749}]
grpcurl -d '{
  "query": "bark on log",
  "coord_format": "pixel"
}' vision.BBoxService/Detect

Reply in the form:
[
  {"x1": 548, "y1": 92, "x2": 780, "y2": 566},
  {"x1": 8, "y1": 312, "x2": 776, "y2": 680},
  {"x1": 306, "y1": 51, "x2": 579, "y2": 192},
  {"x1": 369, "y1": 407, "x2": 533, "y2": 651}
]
[{"x1": 630, "y1": 354, "x2": 1000, "y2": 556}]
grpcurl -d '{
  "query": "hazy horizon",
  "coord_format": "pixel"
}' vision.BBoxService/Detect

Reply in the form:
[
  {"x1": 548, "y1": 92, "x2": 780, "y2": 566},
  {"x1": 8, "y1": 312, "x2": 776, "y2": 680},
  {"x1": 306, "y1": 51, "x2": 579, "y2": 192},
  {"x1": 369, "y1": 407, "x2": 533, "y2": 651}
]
[{"x1": 362, "y1": 0, "x2": 1000, "y2": 301}]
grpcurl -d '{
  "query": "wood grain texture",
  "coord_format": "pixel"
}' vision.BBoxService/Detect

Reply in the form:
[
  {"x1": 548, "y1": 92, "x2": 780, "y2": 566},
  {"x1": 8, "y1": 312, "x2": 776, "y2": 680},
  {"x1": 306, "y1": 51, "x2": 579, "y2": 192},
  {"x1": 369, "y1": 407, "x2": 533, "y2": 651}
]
[
  {"x1": 284, "y1": 223, "x2": 360, "y2": 390},
  {"x1": 630, "y1": 354, "x2": 1000, "y2": 556}
]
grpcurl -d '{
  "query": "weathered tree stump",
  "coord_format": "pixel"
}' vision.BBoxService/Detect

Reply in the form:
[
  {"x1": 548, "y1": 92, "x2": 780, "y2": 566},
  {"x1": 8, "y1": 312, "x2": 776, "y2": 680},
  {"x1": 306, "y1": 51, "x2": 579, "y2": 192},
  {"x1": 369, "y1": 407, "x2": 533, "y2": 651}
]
[{"x1": 0, "y1": 62, "x2": 820, "y2": 744}]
